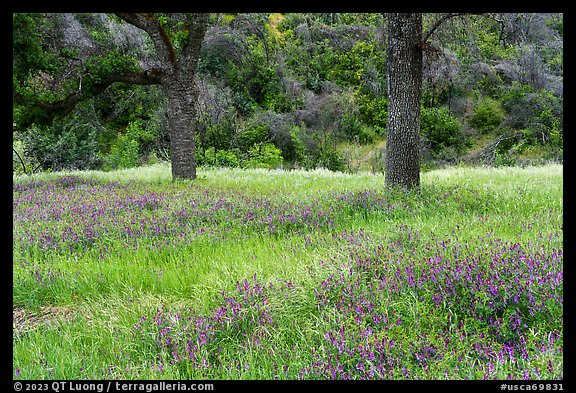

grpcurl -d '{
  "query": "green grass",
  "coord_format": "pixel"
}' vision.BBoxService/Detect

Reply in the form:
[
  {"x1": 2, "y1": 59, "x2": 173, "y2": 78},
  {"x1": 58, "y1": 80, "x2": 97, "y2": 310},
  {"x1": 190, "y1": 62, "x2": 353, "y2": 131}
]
[{"x1": 13, "y1": 163, "x2": 563, "y2": 379}]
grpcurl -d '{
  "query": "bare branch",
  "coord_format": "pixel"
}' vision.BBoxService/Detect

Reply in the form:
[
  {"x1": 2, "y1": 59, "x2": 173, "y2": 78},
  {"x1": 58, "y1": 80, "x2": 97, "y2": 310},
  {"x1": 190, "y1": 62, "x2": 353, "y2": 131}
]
[
  {"x1": 423, "y1": 13, "x2": 467, "y2": 43},
  {"x1": 13, "y1": 147, "x2": 29, "y2": 175}
]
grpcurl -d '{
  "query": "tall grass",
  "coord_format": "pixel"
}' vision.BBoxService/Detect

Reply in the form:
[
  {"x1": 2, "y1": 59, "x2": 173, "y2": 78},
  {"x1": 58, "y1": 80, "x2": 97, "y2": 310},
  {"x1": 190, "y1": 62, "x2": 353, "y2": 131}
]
[{"x1": 13, "y1": 163, "x2": 562, "y2": 379}]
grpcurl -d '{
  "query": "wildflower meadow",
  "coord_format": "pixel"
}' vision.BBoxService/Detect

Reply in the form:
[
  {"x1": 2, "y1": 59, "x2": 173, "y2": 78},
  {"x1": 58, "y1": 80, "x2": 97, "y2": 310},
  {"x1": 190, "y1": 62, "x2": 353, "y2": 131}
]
[{"x1": 13, "y1": 163, "x2": 562, "y2": 380}]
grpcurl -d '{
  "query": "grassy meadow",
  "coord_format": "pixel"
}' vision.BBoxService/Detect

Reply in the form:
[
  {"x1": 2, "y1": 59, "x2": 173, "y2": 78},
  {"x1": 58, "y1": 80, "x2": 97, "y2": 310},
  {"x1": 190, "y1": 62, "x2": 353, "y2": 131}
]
[{"x1": 13, "y1": 163, "x2": 563, "y2": 380}]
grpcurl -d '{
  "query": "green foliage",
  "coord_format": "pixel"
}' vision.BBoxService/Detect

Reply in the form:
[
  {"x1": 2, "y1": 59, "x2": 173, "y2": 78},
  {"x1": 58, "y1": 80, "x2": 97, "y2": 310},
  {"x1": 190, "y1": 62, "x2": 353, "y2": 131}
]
[
  {"x1": 476, "y1": 29, "x2": 518, "y2": 60},
  {"x1": 89, "y1": 29, "x2": 109, "y2": 45},
  {"x1": 156, "y1": 14, "x2": 189, "y2": 51},
  {"x1": 470, "y1": 97, "x2": 505, "y2": 133},
  {"x1": 421, "y1": 107, "x2": 465, "y2": 154},
  {"x1": 12, "y1": 12, "x2": 564, "y2": 175},
  {"x1": 12, "y1": 13, "x2": 58, "y2": 80},
  {"x1": 546, "y1": 13, "x2": 563, "y2": 37},
  {"x1": 277, "y1": 16, "x2": 319, "y2": 86},
  {"x1": 12, "y1": 14, "x2": 72, "y2": 129},
  {"x1": 223, "y1": 30, "x2": 296, "y2": 115},
  {"x1": 103, "y1": 135, "x2": 139, "y2": 171},
  {"x1": 97, "y1": 84, "x2": 164, "y2": 131},
  {"x1": 497, "y1": 81, "x2": 534, "y2": 105},
  {"x1": 238, "y1": 122, "x2": 270, "y2": 150},
  {"x1": 290, "y1": 124, "x2": 345, "y2": 172},
  {"x1": 13, "y1": 101, "x2": 55, "y2": 131},
  {"x1": 102, "y1": 119, "x2": 155, "y2": 171},
  {"x1": 228, "y1": 62, "x2": 294, "y2": 113},
  {"x1": 86, "y1": 84, "x2": 165, "y2": 166},
  {"x1": 324, "y1": 40, "x2": 386, "y2": 93},
  {"x1": 16, "y1": 116, "x2": 102, "y2": 172},
  {"x1": 243, "y1": 143, "x2": 284, "y2": 169},
  {"x1": 449, "y1": 16, "x2": 519, "y2": 64},
  {"x1": 548, "y1": 120, "x2": 563, "y2": 152},
  {"x1": 128, "y1": 118, "x2": 156, "y2": 146},
  {"x1": 197, "y1": 36, "x2": 239, "y2": 80},
  {"x1": 203, "y1": 124, "x2": 235, "y2": 152},
  {"x1": 84, "y1": 50, "x2": 140, "y2": 85},
  {"x1": 355, "y1": 125, "x2": 378, "y2": 145},
  {"x1": 198, "y1": 147, "x2": 240, "y2": 168},
  {"x1": 13, "y1": 13, "x2": 144, "y2": 130},
  {"x1": 339, "y1": 13, "x2": 384, "y2": 26},
  {"x1": 13, "y1": 140, "x2": 38, "y2": 175},
  {"x1": 316, "y1": 147, "x2": 346, "y2": 172},
  {"x1": 499, "y1": 83, "x2": 562, "y2": 150},
  {"x1": 338, "y1": 111, "x2": 377, "y2": 144},
  {"x1": 280, "y1": 20, "x2": 386, "y2": 96},
  {"x1": 357, "y1": 94, "x2": 387, "y2": 131},
  {"x1": 290, "y1": 124, "x2": 309, "y2": 167},
  {"x1": 77, "y1": 14, "x2": 115, "y2": 47},
  {"x1": 494, "y1": 151, "x2": 518, "y2": 167},
  {"x1": 328, "y1": 92, "x2": 386, "y2": 144}
]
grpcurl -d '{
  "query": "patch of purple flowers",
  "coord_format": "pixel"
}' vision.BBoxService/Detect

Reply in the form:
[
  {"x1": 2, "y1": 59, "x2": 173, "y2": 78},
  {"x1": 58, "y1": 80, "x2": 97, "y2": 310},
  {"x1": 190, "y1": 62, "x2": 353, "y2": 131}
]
[{"x1": 13, "y1": 177, "x2": 409, "y2": 255}]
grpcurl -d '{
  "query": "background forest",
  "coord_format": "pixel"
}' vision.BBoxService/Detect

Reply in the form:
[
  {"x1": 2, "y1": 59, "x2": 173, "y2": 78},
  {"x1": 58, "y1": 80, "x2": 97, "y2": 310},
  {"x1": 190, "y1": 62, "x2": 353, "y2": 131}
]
[{"x1": 13, "y1": 13, "x2": 563, "y2": 174}]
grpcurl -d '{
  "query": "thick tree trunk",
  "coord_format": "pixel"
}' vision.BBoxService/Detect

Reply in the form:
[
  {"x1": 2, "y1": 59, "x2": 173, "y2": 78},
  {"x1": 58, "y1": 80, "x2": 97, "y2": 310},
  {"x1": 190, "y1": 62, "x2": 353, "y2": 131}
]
[
  {"x1": 165, "y1": 78, "x2": 199, "y2": 180},
  {"x1": 386, "y1": 13, "x2": 423, "y2": 190},
  {"x1": 115, "y1": 13, "x2": 209, "y2": 181}
]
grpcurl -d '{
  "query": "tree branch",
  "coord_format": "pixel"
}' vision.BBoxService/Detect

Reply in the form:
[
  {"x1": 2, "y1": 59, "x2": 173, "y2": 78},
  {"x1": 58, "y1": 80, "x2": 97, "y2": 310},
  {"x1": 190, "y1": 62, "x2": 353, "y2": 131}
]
[
  {"x1": 114, "y1": 13, "x2": 158, "y2": 35},
  {"x1": 423, "y1": 13, "x2": 466, "y2": 43},
  {"x1": 14, "y1": 69, "x2": 163, "y2": 125},
  {"x1": 179, "y1": 13, "x2": 210, "y2": 74},
  {"x1": 13, "y1": 147, "x2": 29, "y2": 175},
  {"x1": 115, "y1": 13, "x2": 176, "y2": 67}
]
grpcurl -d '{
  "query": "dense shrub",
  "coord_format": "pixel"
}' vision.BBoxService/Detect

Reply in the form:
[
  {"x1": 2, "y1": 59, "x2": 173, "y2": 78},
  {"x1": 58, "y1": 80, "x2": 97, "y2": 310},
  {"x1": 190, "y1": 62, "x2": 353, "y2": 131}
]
[
  {"x1": 338, "y1": 110, "x2": 377, "y2": 144},
  {"x1": 102, "y1": 119, "x2": 156, "y2": 171},
  {"x1": 12, "y1": 13, "x2": 563, "y2": 175},
  {"x1": 238, "y1": 122, "x2": 271, "y2": 151},
  {"x1": 357, "y1": 94, "x2": 387, "y2": 131},
  {"x1": 198, "y1": 147, "x2": 240, "y2": 168},
  {"x1": 500, "y1": 83, "x2": 563, "y2": 148},
  {"x1": 243, "y1": 143, "x2": 284, "y2": 169},
  {"x1": 104, "y1": 134, "x2": 139, "y2": 170},
  {"x1": 203, "y1": 123, "x2": 237, "y2": 152},
  {"x1": 17, "y1": 116, "x2": 101, "y2": 172},
  {"x1": 13, "y1": 139, "x2": 38, "y2": 175},
  {"x1": 290, "y1": 123, "x2": 345, "y2": 171},
  {"x1": 317, "y1": 147, "x2": 346, "y2": 172},
  {"x1": 470, "y1": 97, "x2": 505, "y2": 133},
  {"x1": 420, "y1": 106, "x2": 465, "y2": 154},
  {"x1": 325, "y1": 40, "x2": 386, "y2": 93},
  {"x1": 225, "y1": 37, "x2": 296, "y2": 115}
]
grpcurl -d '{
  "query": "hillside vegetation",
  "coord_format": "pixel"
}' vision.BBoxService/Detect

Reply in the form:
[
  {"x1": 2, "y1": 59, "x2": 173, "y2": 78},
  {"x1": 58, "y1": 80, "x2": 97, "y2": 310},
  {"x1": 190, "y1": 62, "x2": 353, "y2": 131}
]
[{"x1": 13, "y1": 13, "x2": 563, "y2": 175}]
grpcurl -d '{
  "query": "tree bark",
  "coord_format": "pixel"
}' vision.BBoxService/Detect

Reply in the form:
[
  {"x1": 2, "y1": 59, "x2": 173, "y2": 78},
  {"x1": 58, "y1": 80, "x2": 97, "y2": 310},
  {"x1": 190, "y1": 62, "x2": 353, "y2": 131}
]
[
  {"x1": 165, "y1": 77, "x2": 199, "y2": 180},
  {"x1": 116, "y1": 13, "x2": 209, "y2": 180},
  {"x1": 386, "y1": 13, "x2": 423, "y2": 190}
]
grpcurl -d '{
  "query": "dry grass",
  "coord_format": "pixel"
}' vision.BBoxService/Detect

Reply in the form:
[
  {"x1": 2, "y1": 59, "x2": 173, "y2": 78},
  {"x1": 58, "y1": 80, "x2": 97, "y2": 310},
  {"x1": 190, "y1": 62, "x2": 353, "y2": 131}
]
[{"x1": 13, "y1": 306, "x2": 77, "y2": 335}]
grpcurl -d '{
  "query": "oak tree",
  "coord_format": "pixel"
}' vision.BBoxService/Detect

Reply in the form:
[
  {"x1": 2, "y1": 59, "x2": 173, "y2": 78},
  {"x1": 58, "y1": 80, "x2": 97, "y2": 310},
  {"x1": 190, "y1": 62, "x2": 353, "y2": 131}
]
[
  {"x1": 385, "y1": 13, "x2": 464, "y2": 190},
  {"x1": 13, "y1": 13, "x2": 210, "y2": 180}
]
